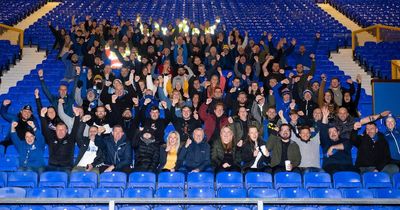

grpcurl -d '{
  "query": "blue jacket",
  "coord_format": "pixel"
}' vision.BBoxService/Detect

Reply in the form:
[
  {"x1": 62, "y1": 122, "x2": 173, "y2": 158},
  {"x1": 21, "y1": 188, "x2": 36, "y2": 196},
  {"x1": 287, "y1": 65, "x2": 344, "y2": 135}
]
[
  {"x1": 95, "y1": 134, "x2": 132, "y2": 171},
  {"x1": 384, "y1": 128, "x2": 400, "y2": 161},
  {"x1": 10, "y1": 129, "x2": 45, "y2": 168},
  {"x1": 179, "y1": 138, "x2": 211, "y2": 171}
]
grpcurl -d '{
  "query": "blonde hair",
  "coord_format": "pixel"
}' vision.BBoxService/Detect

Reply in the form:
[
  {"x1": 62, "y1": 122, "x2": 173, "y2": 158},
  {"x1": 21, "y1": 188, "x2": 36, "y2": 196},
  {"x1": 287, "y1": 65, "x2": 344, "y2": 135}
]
[{"x1": 166, "y1": 131, "x2": 181, "y2": 151}]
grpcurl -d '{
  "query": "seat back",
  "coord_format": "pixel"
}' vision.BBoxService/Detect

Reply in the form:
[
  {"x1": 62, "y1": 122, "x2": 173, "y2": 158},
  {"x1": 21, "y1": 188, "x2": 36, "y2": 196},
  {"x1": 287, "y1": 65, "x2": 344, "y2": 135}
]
[
  {"x1": 341, "y1": 189, "x2": 374, "y2": 198},
  {"x1": 27, "y1": 188, "x2": 58, "y2": 198},
  {"x1": 92, "y1": 188, "x2": 122, "y2": 198},
  {"x1": 156, "y1": 188, "x2": 185, "y2": 198},
  {"x1": 303, "y1": 172, "x2": 331, "y2": 189},
  {"x1": 310, "y1": 188, "x2": 342, "y2": 198},
  {"x1": 187, "y1": 172, "x2": 214, "y2": 188},
  {"x1": 99, "y1": 172, "x2": 127, "y2": 188},
  {"x1": 217, "y1": 188, "x2": 247, "y2": 198},
  {"x1": 128, "y1": 172, "x2": 156, "y2": 189},
  {"x1": 248, "y1": 188, "x2": 278, "y2": 198},
  {"x1": 362, "y1": 172, "x2": 392, "y2": 188},
  {"x1": 124, "y1": 188, "x2": 153, "y2": 198},
  {"x1": 333, "y1": 172, "x2": 361, "y2": 188},
  {"x1": 39, "y1": 171, "x2": 68, "y2": 188},
  {"x1": 187, "y1": 187, "x2": 215, "y2": 198},
  {"x1": 274, "y1": 172, "x2": 302, "y2": 189},
  {"x1": 59, "y1": 188, "x2": 91, "y2": 198},
  {"x1": 279, "y1": 188, "x2": 310, "y2": 198},
  {"x1": 69, "y1": 171, "x2": 98, "y2": 188},
  {"x1": 158, "y1": 172, "x2": 185, "y2": 189},
  {"x1": 0, "y1": 187, "x2": 26, "y2": 198},
  {"x1": 245, "y1": 172, "x2": 273, "y2": 189},
  {"x1": 7, "y1": 171, "x2": 38, "y2": 188},
  {"x1": 373, "y1": 188, "x2": 400, "y2": 198},
  {"x1": 216, "y1": 172, "x2": 243, "y2": 189}
]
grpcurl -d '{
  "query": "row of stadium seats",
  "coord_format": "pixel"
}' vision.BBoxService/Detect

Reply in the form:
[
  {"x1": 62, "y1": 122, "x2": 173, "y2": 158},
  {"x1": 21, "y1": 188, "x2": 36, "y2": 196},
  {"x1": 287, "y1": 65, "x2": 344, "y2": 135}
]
[
  {"x1": 329, "y1": 0, "x2": 400, "y2": 27},
  {"x1": 354, "y1": 41, "x2": 400, "y2": 79},
  {"x1": 1, "y1": 171, "x2": 400, "y2": 190},
  {"x1": 0, "y1": 0, "x2": 47, "y2": 26},
  {"x1": 0, "y1": 40, "x2": 20, "y2": 75}
]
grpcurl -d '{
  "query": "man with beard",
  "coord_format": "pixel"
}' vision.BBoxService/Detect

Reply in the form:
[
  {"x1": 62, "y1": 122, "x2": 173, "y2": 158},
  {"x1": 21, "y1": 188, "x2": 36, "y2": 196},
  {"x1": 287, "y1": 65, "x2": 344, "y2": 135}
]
[
  {"x1": 139, "y1": 101, "x2": 171, "y2": 145},
  {"x1": 291, "y1": 126, "x2": 322, "y2": 173},
  {"x1": 38, "y1": 68, "x2": 79, "y2": 117},
  {"x1": 266, "y1": 124, "x2": 301, "y2": 174},
  {"x1": 110, "y1": 97, "x2": 140, "y2": 143},
  {"x1": 264, "y1": 107, "x2": 282, "y2": 138},
  {"x1": 86, "y1": 106, "x2": 113, "y2": 135},
  {"x1": 61, "y1": 51, "x2": 82, "y2": 82},
  {"x1": 171, "y1": 105, "x2": 202, "y2": 143},
  {"x1": 331, "y1": 107, "x2": 355, "y2": 140}
]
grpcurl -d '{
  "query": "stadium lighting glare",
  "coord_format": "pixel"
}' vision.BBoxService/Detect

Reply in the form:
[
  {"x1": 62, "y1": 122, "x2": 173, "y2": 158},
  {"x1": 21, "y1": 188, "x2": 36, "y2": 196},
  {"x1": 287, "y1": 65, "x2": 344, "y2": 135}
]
[
  {"x1": 154, "y1": 22, "x2": 160, "y2": 30},
  {"x1": 192, "y1": 28, "x2": 200, "y2": 35},
  {"x1": 216, "y1": 17, "x2": 221, "y2": 23},
  {"x1": 161, "y1": 27, "x2": 167, "y2": 35},
  {"x1": 183, "y1": 25, "x2": 189, "y2": 33}
]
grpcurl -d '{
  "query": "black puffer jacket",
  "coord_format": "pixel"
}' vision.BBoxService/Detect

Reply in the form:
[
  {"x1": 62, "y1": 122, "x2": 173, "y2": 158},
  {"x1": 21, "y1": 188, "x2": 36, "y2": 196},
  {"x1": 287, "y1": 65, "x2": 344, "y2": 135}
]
[{"x1": 134, "y1": 135, "x2": 160, "y2": 172}]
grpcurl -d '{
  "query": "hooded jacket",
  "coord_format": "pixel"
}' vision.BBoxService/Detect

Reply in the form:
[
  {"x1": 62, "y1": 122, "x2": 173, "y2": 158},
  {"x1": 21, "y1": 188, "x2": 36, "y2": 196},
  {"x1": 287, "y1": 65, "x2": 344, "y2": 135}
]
[
  {"x1": 134, "y1": 133, "x2": 160, "y2": 172},
  {"x1": 95, "y1": 134, "x2": 132, "y2": 171}
]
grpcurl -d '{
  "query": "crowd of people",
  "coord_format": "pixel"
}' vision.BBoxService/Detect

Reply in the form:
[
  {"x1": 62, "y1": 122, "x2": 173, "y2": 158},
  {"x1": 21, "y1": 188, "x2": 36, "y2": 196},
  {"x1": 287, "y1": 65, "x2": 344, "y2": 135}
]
[{"x1": 1, "y1": 12, "x2": 399, "y2": 176}]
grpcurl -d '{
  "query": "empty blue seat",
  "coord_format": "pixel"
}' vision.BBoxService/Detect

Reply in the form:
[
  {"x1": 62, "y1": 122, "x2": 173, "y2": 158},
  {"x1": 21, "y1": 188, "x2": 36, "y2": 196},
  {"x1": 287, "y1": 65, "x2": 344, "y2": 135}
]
[
  {"x1": 0, "y1": 172, "x2": 7, "y2": 187},
  {"x1": 5, "y1": 145, "x2": 19, "y2": 157},
  {"x1": 69, "y1": 171, "x2": 98, "y2": 188},
  {"x1": 279, "y1": 188, "x2": 310, "y2": 198},
  {"x1": 99, "y1": 172, "x2": 127, "y2": 188},
  {"x1": 393, "y1": 173, "x2": 400, "y2": 189},
  {"x1": 187, "y1": 206, "x2": 216, "y2": 210},
  {"x1": 92, "y1": 188, "x2": 122, "y2": 198},
  {"x1": 217, "y1": 188, "x2": 247, "y2": 198},
  {"x1": 14, "y1": 207, "x2": 46, "y2": 210},
  {"x1": 373, "y1": 188, "x2": 400, "y2": 198},
  {"x1": 245, "y1": 172, "x2": 273, "y2": 189},
  {"x1": 274, "y1": 172, "x2": 302, "y2": 189},
  {"x1": 333, "y1": 172, "x2": 361, "y2": 189},
  {"x1": 248, "y1": 188, "x2": 278, "y2": 198},
  {"x1": 220, "y1": 206, "x2": 250, "y2": 210},
  {"x1": 124, "y1": 188, "x2": 153, "y2": 198},
  {"x1": 119, "y1": 206, "x2": 150, "y2": 210},
  {"x1": 52, "y1": 207, "x2": 81, "y2": 210},
  {"x1": 39, "y1": 171, "x2": 68, "y2": 188},
  {"x1": 128, "y1": 172, "x2": 156, "y2": 189},
  {"x1": 0, "y1": 187, "x2": 26, "y2": 198},
  {"x1": 27, "y1": 188, "x2": 58, "y2": 198},
  {"x1": 216, "y1": 172, "x2": 243, "y2": 189},
  {"x1": 310, "y1": 188, "x2": 342, "y2": 198},
  {"x1": 341, "y1": 189, "x2": 374, "y2": 198},
  {"x1": 303, "y1": 172, "x2": 331, "y2": 189},
  {"x1": 260, "y1": 207, "x2": 284, "y2": 210},
  {"x1": 153, "y1": 206, "x2": 182, "y2": 210},
  {"x1": 83, "y1": 207, "x2": 109, "y2": 210},
  {"x1": 362, "y1": 172, "x2": 392, "y2": 189},
  {"x1": 156, "y1": 188, "x2": 184, "y2": 198},
  {"x1": 320, "y1": 207, "x2": 352, "y2": 210},
  {"x1": 7, "y1": 171, "x2": 38, "y2": 188},
  {"x1": 157, "y1": 172, "x2": 185, "y2": 189},
  {"x1": 59, "y1": 188, "x2": 91, "y2": 198},
  {"x1": 187, "y1": 172, "x2": 214, "y2": 189},
  {"x1": 286, "y1": 208, "x2": 318, "y2": 210},
  {"x1": 187, "y1": 187, "x2": 215, "y2": 198}
]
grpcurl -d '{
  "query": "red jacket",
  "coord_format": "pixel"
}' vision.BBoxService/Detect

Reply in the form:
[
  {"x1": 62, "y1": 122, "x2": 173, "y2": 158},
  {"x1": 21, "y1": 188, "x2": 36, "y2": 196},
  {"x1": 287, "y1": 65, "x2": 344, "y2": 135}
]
[{"x1": 199, "y1": 103, "x2": 229, "y2": 142}]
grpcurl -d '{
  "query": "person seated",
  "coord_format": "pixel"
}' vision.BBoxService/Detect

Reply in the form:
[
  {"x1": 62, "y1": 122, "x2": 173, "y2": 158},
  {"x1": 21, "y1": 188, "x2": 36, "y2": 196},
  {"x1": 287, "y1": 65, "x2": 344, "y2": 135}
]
[
  {"x1": 132, "y1": 128, "x2": 160, "y2": 172},
  {"x1": 158, "y1": 131, "x2": 183, "y2": 172},
  {"x1": 266, "y1": 124, "x2": 301, "y2": 174},
  {"x1": 10, "y1": 121, "x2": 45, "y2": 174},
  {"x1": 320, "y1": 106, "x2": 356, "y2": 174},
  {"x1": 73, "y1": 115, "x2": 104, "y2": 174},
  {"x1": 212, "y1": 126, "x2": 241, "y2": 172},
  {"x1": 96, "y1": 125, "x2": 132, "y2": 173},
  {"x1": 240, "y1": 126, "x2": 270, "y2": 173},
  {"x1": 199, "y1": 99, "x2": 229, "y2": 145},
  {"x1": 384, "y1": 115, "x2": 400, "y2": 175},
  {"x1": 351, "y1": 121, "x2": 392, "y2": 174},
  {"x1": 231, "y1": 106, "x2": 262, "y2": 146},
  {"x1": 291, "y1": 126, "x2": 322, "y2": 173},
  {"x1": 178, "y1": 128, "x2": 211, "y2": 172}
]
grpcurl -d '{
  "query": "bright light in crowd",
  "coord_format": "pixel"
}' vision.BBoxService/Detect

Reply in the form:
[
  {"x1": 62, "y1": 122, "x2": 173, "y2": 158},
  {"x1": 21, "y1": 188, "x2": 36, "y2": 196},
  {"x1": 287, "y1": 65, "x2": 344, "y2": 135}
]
[
  {"x1": 161, "y1": 27, "x2": 167, "y2": 35},
  {"x1": 183, "y1": 25, "x2": 189, "y2": 33},
  {"x1": 192, "y1": 28, "x2": 200, "y2": 35},
  {"x1": 154, "y1": 22, "x2": 160, "y2": 30},
  {"x1": 216, "y1": 17, "x2": 221, "y2": 23},
  {"x1": 137, "y1": 54, "x2": 141, "y2": 61}
]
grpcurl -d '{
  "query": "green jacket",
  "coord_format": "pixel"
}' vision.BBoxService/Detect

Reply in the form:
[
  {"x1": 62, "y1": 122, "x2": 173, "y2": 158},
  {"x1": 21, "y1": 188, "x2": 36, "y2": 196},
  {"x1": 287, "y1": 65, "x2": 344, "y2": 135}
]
[
  {"x1": 211, "y1": 138, "x2": 241, "y2": 169},
  {"x1": 231, "y1": 118, "x2": 262, "y2": 145},
  {"x1": 266, "y1": 135, "x2": 301, "y2": 168}
]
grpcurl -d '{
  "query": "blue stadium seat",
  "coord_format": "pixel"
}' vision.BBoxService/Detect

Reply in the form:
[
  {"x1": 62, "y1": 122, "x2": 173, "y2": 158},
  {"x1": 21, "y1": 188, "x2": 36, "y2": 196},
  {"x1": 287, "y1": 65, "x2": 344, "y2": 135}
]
[
  {"x1": 14, "y1": 207, "x2": 46, "y2": 210},
  {"x1": 217, "y1": 188, "x2": 247, "y2": 198},
  {"x1": 341, "y1": 189, "x2": 374, "y2": 198},
  {"x1": 0, "y1": 157, "x2": 19, "y2": 171},
  {"x1": 362, "y1": 172, "x2": 392, "y2": 189},
  {"x1": 7, "y1": 171, "x2": 38, "y2": 188},
  {"x1": 69, "y1": 171, "x2": 98, "y2": 188},
  {"x1": 59, "y1": 188, "x2": 91, "y2": 198},
  {"x1": 153, "y1": 206, "x2": 182, "y2": 210},
  {"x1": 157, "y1": 172, "x2": 185, "y2": 189},
  {"x1": 245, "y1": 172, "x2": 273, "y2": 189},
  {"x1": 333, "y1": 172, "x2": 362, "y2": 189},
  {"x1": 84, "y1": 207, "x2": 109, "y2": 210},
  {"x1": 260, "y1": 207, "x2": 284, "y2": 210},
  {"x1": 99, "y1": 172, "x2": 127, "y2": 188},
  {"x1": 92, "y1": 188, "x2": 122, "y2": 198},
  {"x1": 124, "y1": 188, "x2": 154, "y2": 198},
  {"x1": 248, "y1": 188, "x2": 278, "y2": 198},
  {"x1": 286, "y1": 208, "x2": 318, "y2": 210},
  {"x1": 187, "y1": 206, "x2": 216, "y2": 210},
  {"x1": 0, "y1": 187, "x2": 26, "y2": 198},
  {"x1": 187, "y1": 187, "x2": 215, "y2": 198},
  {"x1": 274, "y1": 172, "x2": 302, "y2": 189},
  {"x1": 220, "y1": 206, "x2": 250, "y2": 210},
  {"x1": 279, "y1": 188, "x2": 310, "y2": 198},
  {"x1": 310, "y1": 188, "x2": 342, "y2": 198},
  {"x1": 128, "y1": 172, "x2": 156, "y2": 189},
  {"x1": 0, "y1": 172, "x2": 7, "y2": 187},
  {"x1": 119, "y1": 206, "x2": 151, "y2": 210},
  {"x1": 373, "y1": 188, "x2": 400, "y2": 198},
  {"x1": 26, "y1": 188, "x2": 58, "y2": 198},
  {"x1": 187, "y1": 172, "x2": 214, "y2": 189},
  {"x1": 52, "y1": 207, "x2": 81, "y2": 210},
  {"x1": 216, "y1": 172, "x2": 243, "y2": 189},
  {"x1": 156, "y1": 188, "x2": 184, "y2": 198},
  {"x1": 303, "y1": 172, "x2": 331, "y2": 189},
  {"x1": 394, "y1": 173, "x2": 400, "y2": 189},
  {"x1": 39, "y1": 171, "x2": 68, "y2": 188},
  {"x1": 5, "y1": 145, "x2": 19, "y2": 157},
  {"x1": 320, "y1": 207, "x2": 352, "y2": 210},
  {"x1": 0, "y1": 207, "x2": 10, "y2": 210}
]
